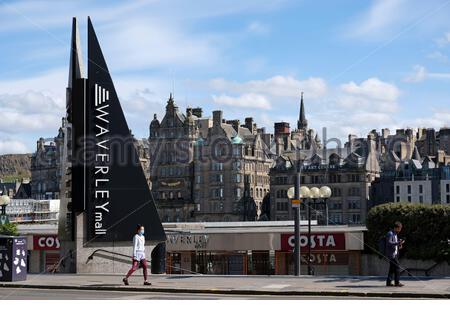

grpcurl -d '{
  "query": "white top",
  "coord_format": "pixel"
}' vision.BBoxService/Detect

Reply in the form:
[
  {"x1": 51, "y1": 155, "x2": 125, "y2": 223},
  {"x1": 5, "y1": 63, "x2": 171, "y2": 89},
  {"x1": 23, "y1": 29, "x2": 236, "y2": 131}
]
[
  {"x1": 132, "y1": 234, "x2": 145, "y2": 260},
  {"x1": 393, "y1": 233, "x2": 398, "y2": 257}
]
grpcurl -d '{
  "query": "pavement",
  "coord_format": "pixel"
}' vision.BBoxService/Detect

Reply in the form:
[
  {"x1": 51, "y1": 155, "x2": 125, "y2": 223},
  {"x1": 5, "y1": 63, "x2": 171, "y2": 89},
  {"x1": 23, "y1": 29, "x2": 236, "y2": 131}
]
[
  {"x1": 0, "y1": 287, "x2": 401, "y2": 300},
  {"x1": 1, "y1": 274, "x2": 450, "y2": 299}
]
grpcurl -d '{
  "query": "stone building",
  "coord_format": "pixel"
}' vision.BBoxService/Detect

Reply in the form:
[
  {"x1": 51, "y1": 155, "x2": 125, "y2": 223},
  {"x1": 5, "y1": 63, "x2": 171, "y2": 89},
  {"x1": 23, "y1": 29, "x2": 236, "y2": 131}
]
[
  {"x1": 373, "y1": 127, "x2": 450, "y2": 170},
  {"x1": 269, "y1": 94, "x2": 380, "y2": 224},
  {"x1": 270, "y1": 133, "x2": 380, "y2": 224},
  {"x1": 30, "y1": 129, "x2": 64, "y2": 200},
  {"x1": 148, "y1": 94, "x2": 198, "y2": 222},
  {"x1": 193, "y1": 110, "x2": 273, "y2": 221},
  {"x1": 148, "y1": 95, "x2": 274, "y2": 222},
  {"x1": 370, "y1": 157, "x2": 450, "y2": 206},
  {"x1": 369, "y1": 126, "x2": 450, "y2": 207}
]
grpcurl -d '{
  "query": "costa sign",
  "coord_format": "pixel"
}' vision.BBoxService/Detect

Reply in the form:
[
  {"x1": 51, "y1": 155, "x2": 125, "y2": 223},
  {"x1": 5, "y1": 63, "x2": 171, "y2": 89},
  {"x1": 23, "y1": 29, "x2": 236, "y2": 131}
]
[
  {"x1": 33, "y1": 236, "x2": 60, "y2": 250},
  {"x1": 281, "y1": 233, "x2": 345, "y2": 251}
]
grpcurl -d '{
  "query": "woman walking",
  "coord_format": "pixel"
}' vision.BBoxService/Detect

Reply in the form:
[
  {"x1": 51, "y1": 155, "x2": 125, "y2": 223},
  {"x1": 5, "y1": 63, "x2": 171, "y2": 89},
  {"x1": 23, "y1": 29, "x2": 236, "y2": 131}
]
[{"x1": 123, "y1": 225, "x2": 151, "y2": 285}]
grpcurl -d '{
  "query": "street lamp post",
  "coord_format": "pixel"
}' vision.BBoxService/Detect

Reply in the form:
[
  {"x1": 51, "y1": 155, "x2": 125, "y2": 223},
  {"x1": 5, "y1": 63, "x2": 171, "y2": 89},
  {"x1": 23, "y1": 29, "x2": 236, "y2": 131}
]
[
  {"x1": 308, "y1": 187, "x2": 320, "y2": 275},
  {"x1": 294, "y1": 161, "x2": 301, "y2": 276},
  {"x1": 0, "y1": 194, "x2": 11, "y2": 225},
  {"x1": 298, "y1": 186, "x2": 332, "y2": 276},
  {"x1": 319, "y1": 186, "x2": 332, "y2": 226}
]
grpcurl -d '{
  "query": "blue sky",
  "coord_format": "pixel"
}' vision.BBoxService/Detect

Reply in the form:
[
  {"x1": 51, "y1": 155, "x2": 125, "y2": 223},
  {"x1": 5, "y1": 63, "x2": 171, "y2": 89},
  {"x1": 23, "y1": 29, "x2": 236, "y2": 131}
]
[{"x1": 0, "y1": 0, "x2": 450, "y2": 154}]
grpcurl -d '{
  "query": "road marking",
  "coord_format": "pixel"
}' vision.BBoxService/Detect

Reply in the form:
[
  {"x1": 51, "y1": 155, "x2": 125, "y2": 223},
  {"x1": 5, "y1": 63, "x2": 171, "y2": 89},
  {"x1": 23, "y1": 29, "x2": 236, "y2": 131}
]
[{"x1": 263, "y1": 284, "x2": 290, "y2": 289}]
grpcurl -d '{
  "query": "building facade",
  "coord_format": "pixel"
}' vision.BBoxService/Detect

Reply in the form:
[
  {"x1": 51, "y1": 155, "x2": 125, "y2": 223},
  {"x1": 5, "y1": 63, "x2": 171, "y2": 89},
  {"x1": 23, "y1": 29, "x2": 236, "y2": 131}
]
[
  {"x1": 193, "y1": 111, "x2": 272, "y2": 221},
  {"x1": 269, "y1": 95, "x2": 380, "y2": 224},
  {"x1": 30, "y1": 132, "x2": 64, "y2": 200},
  {"x1": 370, "y1": 161, "x2": 450, "y2": 206},
  {"x1": 148, "y1": 95, "x2": 274, "y2": 222},
  {"x1": 165, "y1": 222, "x2": 365, "y2": 276},
  {"x1": 148, "y1": 95, "x2": 198, "y2": 222}
]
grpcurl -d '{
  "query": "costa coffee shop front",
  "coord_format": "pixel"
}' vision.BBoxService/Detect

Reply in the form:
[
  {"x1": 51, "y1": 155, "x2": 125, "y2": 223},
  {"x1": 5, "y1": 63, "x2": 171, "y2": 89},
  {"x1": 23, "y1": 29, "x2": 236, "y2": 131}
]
[{"x1": 164, "y1": 222, "x2": 366, "y2": 276}]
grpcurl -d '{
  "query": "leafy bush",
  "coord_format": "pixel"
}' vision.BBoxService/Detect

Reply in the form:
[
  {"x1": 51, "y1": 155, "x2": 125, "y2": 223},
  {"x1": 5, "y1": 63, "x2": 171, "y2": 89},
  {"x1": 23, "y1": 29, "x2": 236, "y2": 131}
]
[
  {"x1": 0, "y1": 223, "x2": 19, "y2": 236},
  {"x1": 366, "y1": 203, "x2": 450, "y2": 262}
]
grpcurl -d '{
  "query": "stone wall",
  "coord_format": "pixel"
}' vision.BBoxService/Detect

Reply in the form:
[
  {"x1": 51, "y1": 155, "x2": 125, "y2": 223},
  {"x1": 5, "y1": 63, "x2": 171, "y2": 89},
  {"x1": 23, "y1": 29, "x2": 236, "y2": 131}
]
[{"x1": 361, "y1": 254, "x2": 450, "y2": 276}]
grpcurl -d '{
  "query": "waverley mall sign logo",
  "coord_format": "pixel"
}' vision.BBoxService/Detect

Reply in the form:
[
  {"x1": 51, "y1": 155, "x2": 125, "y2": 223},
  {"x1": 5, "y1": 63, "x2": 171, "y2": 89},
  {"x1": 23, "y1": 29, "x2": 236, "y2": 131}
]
[{"x1": 93, "y1": 83, "x2": 110, "y2": 236}]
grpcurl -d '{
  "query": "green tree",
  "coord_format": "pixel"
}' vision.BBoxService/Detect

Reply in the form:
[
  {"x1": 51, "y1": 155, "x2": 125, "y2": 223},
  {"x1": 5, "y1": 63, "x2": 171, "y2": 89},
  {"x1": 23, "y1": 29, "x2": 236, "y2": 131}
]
[
  {"x1": 0, "y1": 223, "x2": 19, "y2": 236},
  {"x1": 366, "y1": 203, "x2": 450, "y2": 263}
]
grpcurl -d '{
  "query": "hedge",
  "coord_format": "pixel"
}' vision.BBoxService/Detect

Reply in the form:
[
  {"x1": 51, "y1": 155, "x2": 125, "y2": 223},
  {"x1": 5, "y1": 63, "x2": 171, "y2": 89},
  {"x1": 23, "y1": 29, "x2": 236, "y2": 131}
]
[
  {"x1": 366, "y1": 203, "x2": 450, "y2": 263},
  {"x1": 0, "y1": 223, "x2": 19, "y2": 236}
]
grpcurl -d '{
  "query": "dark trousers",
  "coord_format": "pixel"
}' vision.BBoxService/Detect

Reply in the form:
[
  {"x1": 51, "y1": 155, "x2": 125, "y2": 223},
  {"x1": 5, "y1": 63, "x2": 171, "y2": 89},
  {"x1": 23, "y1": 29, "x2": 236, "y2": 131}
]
[
  {"x1": 387, "y1": 257, "x2": 400, "y2": 285},
  {"x1": 125, "y1": 259, "x2": 148, "y2": 281}
]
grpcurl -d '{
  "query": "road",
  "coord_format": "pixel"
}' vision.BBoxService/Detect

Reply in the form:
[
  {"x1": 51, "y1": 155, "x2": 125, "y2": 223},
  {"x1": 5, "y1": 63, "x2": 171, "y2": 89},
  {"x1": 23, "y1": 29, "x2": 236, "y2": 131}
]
[{"x1": 0, "y1": 287, "x2": 421, "y2": 300}]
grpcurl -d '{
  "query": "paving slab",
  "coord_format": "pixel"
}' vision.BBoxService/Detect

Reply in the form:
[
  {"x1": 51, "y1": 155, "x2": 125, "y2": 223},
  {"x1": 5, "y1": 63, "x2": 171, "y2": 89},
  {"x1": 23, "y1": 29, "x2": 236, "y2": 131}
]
[{"x1": 1, "y1": 274, "x2": 449, "y2": 298}]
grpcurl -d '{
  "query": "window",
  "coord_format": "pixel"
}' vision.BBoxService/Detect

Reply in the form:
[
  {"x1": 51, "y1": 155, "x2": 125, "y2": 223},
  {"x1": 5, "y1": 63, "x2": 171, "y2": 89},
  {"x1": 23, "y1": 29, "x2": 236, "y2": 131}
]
[
  {"x1": 276, "y1": 202, "x2": 288, "y2": 212},
  {"x1": 447, "y1": 194, "x2": 450, "y2": 203},
  {"x1": 419, "y1": 195, "x2": 423, "y2": 203},
  {"x1": 332, "y1": 188, "x2": 342, "y2": 197},
  {"x1": 446, "y1": 184, "x2": 449, "y2": 193},
  {"x1": 331, "y1": 213, "x2": 342, "y2": 224},
  {"x1": 348, "y1": 187, "x2": 360, "y2": 196},
  {"x1": 275, "y1": 176, "x2": 288, "y2": 185},
  {"x1": 177, "y1": 191, "x2": 182, "y2": 199},
  {"x1": 407, "y1": 196, "x2": 411, "y2": 202},
  {"x1": 396, "y1": 196, "x2": 400, "y2": 202},
  {"x1": 212, "y1": 162, "x2": 223, "y2": 171},
  {"x1": 331, "y1": 201, "x2": 342, "y2": 210},
  {"x1": 396, "y1": 185, "x2": 400, "y2": 194},
  {"x1": 236, "y1": 188, "x2": 241, "y2": 198},
  {"x1": 347, "y1": 200, "x2": 360, "y2": 209},
  {"x1": 407, "y1": 185, "x2": 411, "y2": 194},
  {"x1": 235, "y1": 174, "x2": 241, "y2": 183},
  {"x1": 329, "y1": 175, "x2": 336, "y2": 183}
]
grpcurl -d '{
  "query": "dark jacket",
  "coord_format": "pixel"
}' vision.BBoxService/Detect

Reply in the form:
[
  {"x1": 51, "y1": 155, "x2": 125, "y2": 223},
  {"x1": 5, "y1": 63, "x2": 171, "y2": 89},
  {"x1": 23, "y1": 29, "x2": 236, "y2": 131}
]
[{"x1": 386, "y1": 230, "x2": 401, "y2": 259}]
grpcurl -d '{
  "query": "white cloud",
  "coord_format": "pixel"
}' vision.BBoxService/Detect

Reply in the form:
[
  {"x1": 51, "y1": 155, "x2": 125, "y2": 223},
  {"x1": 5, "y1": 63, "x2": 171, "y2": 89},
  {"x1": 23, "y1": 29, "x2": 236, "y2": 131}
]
[
  {"x1": 246, "y1": 21, "x2": 270, "y2": 34},
  {"x1": 340, "y1": 77, "x2": 400, "y2": 101},
  {"x1": 212, "y1": 93, "x2": 271, "y2": 110},
  {"x1": 400, "y1": 107, "x2": 450, "y2": 128},
  {"x1": 210, "y1": 75, "x2": 327, "y2": 98},
  {"x1": 403, "y1": 65, "x2": 427, "y2": 83},
  {"x1": 436, "y1": 31, "x2": 450, "y2": 47},
  {"x1": 0, "y1": 68, "x2": 66, "y2": 99},
  {"x1": 102, "y1": 19, "x2": 220, "y2": 71},
  {"x1": 0, "y1": 138, "x2": 29, "y2": 154},
  {"x1": 0, "y1": 91, "x2": 63, "y2": 134},
  {"x1": 343, "y1": 0, "x2": 408, "y2": 39},
  {"x1": 427, "y1": 51, "x2": 448, "y2": 63},
  {"x1": 403, "y1": 64, "x2": 450, "y2": 83},
  {"x1": 343, "y1": 0, "x2": 450, "y2": 40}
]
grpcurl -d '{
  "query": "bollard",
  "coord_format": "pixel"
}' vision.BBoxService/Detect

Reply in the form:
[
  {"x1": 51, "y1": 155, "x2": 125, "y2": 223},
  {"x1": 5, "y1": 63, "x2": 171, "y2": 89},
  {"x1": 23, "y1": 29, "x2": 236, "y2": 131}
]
[{"x1": 151, "y1": 242, "x2": 166, "y2": 274}]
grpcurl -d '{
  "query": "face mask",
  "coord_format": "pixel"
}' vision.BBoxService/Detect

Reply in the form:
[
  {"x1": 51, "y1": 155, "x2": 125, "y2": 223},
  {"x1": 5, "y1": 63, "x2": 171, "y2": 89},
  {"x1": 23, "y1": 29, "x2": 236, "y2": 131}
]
[{"x1": 138, "y1": 230, "x2": 144, "y2": 236}]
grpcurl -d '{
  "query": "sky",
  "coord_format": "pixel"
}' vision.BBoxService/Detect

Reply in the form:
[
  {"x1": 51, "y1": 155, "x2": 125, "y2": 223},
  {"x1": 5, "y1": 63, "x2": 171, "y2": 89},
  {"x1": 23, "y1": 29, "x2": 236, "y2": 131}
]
[{"x1": 0, "y1": 0, "x2": 450, "y2": 154}]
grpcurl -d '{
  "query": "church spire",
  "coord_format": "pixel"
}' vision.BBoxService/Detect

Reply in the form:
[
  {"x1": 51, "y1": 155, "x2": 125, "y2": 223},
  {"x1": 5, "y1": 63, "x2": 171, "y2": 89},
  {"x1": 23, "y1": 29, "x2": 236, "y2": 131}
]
[{"x1": 297, "y1": 91, "x2": 308, "y2": 130}]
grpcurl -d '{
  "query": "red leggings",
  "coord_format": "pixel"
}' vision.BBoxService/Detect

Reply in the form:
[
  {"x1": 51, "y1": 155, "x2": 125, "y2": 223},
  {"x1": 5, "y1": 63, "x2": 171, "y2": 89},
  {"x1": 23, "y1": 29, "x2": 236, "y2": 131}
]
[{"x1": 125, "y1": 259, "x2": 148, "y2": 280}]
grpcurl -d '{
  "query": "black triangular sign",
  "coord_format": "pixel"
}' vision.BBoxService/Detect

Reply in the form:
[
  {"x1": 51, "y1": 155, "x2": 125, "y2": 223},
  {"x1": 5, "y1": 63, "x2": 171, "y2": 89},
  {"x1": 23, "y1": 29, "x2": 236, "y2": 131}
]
[{"x1": 87, "y1": 17, "x2": 165, "y2": 242}]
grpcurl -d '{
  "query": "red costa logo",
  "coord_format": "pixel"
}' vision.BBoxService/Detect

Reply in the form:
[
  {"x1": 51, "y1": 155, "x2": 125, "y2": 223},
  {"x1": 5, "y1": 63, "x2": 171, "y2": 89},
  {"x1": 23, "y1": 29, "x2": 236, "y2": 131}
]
[{"x1": 33, "y1": 235, "x2": 60, "y2": 250}]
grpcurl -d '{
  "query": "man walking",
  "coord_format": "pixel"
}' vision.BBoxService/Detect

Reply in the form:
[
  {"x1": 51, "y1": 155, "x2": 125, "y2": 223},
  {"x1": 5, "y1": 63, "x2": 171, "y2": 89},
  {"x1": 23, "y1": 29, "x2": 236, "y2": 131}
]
[{"x1": 386, "y1": 221, "x2": 405, "y2": 287}]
